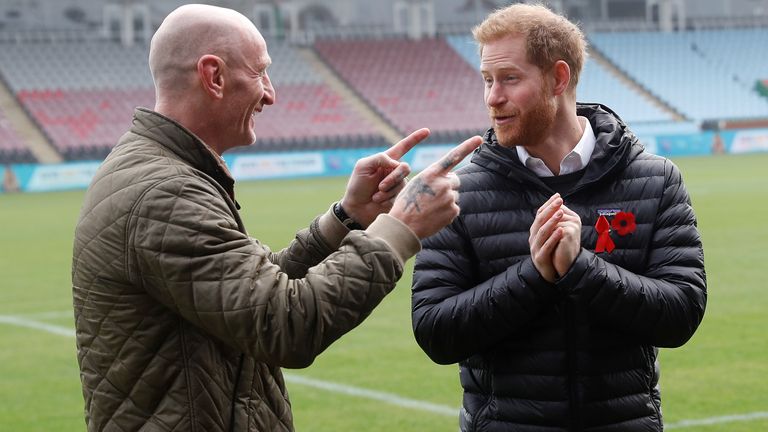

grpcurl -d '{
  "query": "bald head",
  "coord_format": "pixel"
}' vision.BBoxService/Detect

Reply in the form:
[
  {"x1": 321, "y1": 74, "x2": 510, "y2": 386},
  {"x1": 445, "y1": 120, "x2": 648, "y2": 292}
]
[{"x1": 149, "y1": 4, "x2": 262, "y2": 94}]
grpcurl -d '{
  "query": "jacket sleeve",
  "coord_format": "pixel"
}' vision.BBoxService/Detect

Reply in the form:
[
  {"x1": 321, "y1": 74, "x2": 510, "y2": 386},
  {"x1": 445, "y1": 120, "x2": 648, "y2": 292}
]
[
  {"x1": 126, "y1": 176, "x2": 420, "y2": 368},
  {"x1": 264, "y1": 204, "x2": 350, "y2": 279},
  {"x1": 411, "y1": 217, "x2": 561, "y2": 365},
  {"x1": 557, "y1": 160, "x2": 706, "y2": 347}
]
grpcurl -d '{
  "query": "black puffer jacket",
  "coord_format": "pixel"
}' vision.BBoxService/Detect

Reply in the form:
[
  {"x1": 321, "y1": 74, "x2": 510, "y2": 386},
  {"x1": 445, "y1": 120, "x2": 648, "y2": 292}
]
[{"x1": 412, "y1": 104, "x2": 706, "y2": 432}]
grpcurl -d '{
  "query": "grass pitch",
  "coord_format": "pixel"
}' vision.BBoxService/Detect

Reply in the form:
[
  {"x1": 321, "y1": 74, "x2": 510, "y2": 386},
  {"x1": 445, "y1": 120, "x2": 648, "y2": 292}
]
[{"x1": 0, "y1": 153, "x2": 766, "y2": 431}]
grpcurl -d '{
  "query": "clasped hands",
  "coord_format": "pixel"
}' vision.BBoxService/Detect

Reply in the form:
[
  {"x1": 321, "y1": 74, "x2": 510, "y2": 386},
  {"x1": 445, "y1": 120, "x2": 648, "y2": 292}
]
[
  {"x1": 340, "y1": 128, "x2": 483, "y2": 239},
  {"x1": 529, "y1": 193, "x2": 583, "y2": 283}
]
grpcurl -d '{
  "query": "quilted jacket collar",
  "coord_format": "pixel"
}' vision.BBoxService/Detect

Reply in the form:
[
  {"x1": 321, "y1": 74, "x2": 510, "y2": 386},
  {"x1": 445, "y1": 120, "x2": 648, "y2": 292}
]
[
  {"x1": 129, "y1": 108, "x2": 237, "y2": 202},
  {"x1": 471, "y1": 103, "x2": 643, "y2": 196}
]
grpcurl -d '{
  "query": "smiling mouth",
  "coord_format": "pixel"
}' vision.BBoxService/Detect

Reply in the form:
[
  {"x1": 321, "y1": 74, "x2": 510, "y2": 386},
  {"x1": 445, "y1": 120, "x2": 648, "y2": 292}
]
[{"x1": 494, "y1": 115, "x2": 515, "y2": 125}]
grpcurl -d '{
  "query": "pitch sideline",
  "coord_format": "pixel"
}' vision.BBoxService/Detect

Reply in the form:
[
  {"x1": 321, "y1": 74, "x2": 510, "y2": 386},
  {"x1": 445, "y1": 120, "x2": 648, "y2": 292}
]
[{"x1": 1, "y1": 312, "x2": 766, "y2": 429}]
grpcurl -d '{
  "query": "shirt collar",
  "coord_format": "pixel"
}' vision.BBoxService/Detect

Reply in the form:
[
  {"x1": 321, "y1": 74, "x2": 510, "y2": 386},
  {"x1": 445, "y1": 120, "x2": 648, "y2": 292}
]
[{"x1": 515, "y1": 116, "x2": 596, "y2": 177}]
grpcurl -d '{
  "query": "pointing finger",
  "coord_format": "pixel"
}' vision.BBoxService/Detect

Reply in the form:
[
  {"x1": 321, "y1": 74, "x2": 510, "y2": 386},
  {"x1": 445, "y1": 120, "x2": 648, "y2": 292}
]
[
  {"x1": 431, "y1": 136, "x2": 482, "y2": 175},
  {"x1": 385, "y1": 128, "x2": 431, "y2": 160}
]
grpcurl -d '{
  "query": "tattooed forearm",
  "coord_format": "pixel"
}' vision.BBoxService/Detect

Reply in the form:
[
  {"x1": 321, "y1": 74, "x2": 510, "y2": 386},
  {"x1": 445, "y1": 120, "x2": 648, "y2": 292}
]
[{"x1": 402, "y1": 177, "x2": 435, "y2": 213}]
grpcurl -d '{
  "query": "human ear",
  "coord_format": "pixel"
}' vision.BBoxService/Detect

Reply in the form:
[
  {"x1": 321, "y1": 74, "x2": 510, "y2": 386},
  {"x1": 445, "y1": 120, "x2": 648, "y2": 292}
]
[
  {"x1": 551, "y1": 60, "x2": 571, "y2": 96},
  {"x1": 198, "y1": 54, "x2": 225, "y2": 99}
]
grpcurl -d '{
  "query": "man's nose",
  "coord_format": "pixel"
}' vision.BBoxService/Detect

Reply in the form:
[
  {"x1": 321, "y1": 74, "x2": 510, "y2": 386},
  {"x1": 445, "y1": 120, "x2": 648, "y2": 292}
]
[
  {"x1": 485, "y1": 82, "x2": 506, "y2": 107},
  {"x1": 262, "y1": 73, "x2": 276, "y2": 105}
]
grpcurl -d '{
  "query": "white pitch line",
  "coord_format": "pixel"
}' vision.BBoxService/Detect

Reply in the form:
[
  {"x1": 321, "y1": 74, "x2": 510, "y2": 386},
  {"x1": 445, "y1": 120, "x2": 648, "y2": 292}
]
[
  {"x1": 18, "y1": 310, "x2": 75, "y2": 320},
  {"x1": 283, "y1": 374, "x2": 457, "y2": 416},
  {"x1": 0, "y1": 313, "x2": 458, "y2": 416},
  {"x1": 667, "y1": 411, "x2": 768, "y2": 429},
  {"x1": 1, "y1": 313, "x2": 767, "y2": 428},
  {"x1": 0, "y1": 314, "x2": 75, "y2": 337}
]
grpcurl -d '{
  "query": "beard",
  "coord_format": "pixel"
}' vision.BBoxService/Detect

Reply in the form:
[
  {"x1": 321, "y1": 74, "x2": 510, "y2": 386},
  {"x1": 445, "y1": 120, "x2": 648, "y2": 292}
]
[{"x1": 491, "y1": 89, "x2": 557, "y2": 149}]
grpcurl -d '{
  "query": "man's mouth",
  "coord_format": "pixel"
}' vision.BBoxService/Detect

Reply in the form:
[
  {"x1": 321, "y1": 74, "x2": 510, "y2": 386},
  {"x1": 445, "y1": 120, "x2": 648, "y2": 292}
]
[{"x1": 494, "y1": 115, "x2": 515, "y2": 126}]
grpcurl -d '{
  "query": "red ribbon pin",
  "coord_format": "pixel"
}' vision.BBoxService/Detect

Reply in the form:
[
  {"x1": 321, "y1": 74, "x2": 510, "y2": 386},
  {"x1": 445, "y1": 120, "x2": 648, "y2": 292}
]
[{"x1": 594, "y1": 215, "x2": 615, "y2": 253}]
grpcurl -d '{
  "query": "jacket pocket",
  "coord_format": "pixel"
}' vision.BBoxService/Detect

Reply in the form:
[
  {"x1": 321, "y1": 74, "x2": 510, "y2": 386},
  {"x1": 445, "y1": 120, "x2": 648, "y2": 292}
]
[
  {"x1": 469, "y1": 397, "x2": 493, "y2": 432},
  {"x1": 459, "y1": 406, "x2": 472, "y2": 432}
]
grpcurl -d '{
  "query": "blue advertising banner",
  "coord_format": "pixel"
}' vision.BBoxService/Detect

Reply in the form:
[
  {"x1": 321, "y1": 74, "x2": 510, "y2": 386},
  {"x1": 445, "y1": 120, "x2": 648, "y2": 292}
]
[
  {"x1": 223, "y1": 145, "x2": 472, "y2": 182},
  {"x1": 2, "y1": 129, "x2": 767, "y2": 194},
  {"x1": 722, "y1": 128, "x2": 768, "y2": 154},
  {"x1": 640, "y1": 131, "x2": 716, "y2": 157},
  {"x1": 10, "y1": 161, "x2": 102, "y2": 193}
]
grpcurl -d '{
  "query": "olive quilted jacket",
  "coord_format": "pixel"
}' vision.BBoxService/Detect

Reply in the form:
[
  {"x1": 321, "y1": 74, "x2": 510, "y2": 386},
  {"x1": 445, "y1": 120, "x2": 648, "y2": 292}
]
[{"x1": 72, "y1": 108, "x2": 420, "y2": 431}]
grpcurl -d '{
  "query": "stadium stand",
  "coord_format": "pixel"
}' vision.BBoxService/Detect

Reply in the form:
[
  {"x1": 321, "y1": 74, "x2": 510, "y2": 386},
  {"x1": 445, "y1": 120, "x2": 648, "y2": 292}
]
[
  {"x1": 15, "y1": 87, "x2": 154, "y2": 160},
  {"x1": 0, "y1": 38, "x2": 385, "y2": 159},
  {"x1": 589, "y1": 31, "x2": 768, "y2": 121},
  {"x1": 0, "y1": 40, "x2": 152, "y2": 93},
  {"x1": 314, "y1": 37, "x2": 489, "y2": 143},
  {"x1": 1, "y1": 2, "x2": 766, "y2": 163},
  {"x1": 0, "y1": 107, "x2": 35, "y2": 163},
  {"x1": 687, "y1": 28, "x2": 768, "y2": 96},
  {"x1": 0, "y1": 40, "x2": 154, "y2": 159}
]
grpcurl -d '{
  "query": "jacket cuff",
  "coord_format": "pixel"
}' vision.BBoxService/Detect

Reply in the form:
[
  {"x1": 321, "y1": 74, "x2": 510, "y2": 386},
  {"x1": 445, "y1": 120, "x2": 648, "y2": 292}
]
[
  {"x1": 555, "y1": 249, "x2": 592, "y2": 295},
  {"x1": 519, "y1": 257, "x2": 559, "y2": 301},
  {"x1": 365, "y1": 214, "x2": 422, "y2": 266},
  {"x1": 318, "y1": 204, "x2": 350, "y2": 249}
]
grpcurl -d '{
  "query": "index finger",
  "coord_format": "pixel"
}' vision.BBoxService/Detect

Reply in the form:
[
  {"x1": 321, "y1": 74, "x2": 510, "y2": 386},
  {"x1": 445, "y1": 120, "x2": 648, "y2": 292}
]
[
  {"x1": 536, "y1": 193, "x2": 561, "y2": 215},
  {"x1": 431, "y1": 136, "x2": 483, "y2": 174},
  {"x1": 385, "y1": 128, "x2": 431, "y2": 160}
]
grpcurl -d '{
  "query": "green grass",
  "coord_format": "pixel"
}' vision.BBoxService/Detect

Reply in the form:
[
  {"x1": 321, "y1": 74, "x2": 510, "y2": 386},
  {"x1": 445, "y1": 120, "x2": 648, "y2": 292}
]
[{"x1": 1, "y1": 154, "x2": 767, "y2": 431}]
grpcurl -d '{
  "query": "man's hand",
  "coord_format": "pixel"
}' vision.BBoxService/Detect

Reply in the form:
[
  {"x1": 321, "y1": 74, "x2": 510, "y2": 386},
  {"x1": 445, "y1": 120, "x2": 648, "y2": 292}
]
[
  {"x1": 529, "y1": 193, "x2": 565, "y2": 283},
  {"x1": 340, "y1": 128, "x2": 430, "y2": 227},
  {"x1": 553, "y1": 204, "x2": 582, "y2": 277},
  {"x1": 389, "y1": 136, "x2": 482, "y2": 239}
]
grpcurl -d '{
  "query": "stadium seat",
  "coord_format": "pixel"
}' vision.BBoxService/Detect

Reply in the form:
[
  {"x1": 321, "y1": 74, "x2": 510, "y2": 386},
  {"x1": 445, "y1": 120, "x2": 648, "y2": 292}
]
[
  {"x1": 0, "y1": 108, "x2": 35, "y2": 163},
  {"x1": 0, "y1": 38, "x2": 384, "y2": 159},
  {"x1": 314, "y1": 37, "x2": 489, "y2": 142},
  {"x1": 590, "y1": 31, "x2": 768, "y2": 121}
]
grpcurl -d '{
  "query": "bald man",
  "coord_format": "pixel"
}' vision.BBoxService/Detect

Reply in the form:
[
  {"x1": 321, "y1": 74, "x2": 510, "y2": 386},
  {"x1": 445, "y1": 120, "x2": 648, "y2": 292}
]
[{"x1": 72, "y1": 4, "x2": 481, "y2": 432}]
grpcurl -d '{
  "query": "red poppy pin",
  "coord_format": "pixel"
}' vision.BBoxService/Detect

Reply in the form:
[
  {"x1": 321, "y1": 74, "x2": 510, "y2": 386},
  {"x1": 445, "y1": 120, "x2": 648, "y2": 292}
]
[{"x1": 594, "y1": 210, "x2": 636, "y2": 253}]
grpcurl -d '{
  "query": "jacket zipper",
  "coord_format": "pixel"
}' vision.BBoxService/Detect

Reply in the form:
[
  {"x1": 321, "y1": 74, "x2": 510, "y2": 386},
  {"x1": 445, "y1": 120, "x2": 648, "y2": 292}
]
[{"x1": 564, "y1": 300, "x2": 581, "y2": 431}]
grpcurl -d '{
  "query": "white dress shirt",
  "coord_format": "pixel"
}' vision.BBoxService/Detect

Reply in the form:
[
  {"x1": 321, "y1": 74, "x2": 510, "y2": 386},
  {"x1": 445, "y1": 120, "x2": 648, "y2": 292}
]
[{"x1": 515, "y1": 117, "x2": 596, "y2": 177}]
